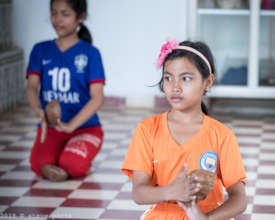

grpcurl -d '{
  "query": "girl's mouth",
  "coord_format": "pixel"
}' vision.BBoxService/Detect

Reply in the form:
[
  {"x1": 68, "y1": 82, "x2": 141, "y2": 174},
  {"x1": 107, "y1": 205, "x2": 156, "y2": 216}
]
[
  {"x1": 170, "y1": 96, "x2": 183, "y2": 103},
  {"x1": 54, "y1": 26, "x2": 64, "y2": 31}
]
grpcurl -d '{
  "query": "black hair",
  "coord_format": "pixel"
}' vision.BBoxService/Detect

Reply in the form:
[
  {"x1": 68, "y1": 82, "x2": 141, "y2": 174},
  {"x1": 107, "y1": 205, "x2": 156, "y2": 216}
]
[
  {"x1": 158, "y1": 40, "x2": 216, "y2": 115},
  {"x1": 50, "y1": 0, "x2": 93, "y2": 44}
]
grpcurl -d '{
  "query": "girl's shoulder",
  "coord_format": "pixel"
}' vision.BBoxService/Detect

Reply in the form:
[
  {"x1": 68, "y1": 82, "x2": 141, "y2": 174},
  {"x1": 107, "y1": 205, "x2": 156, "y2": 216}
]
[
  {"x1": 79, "y1": 40, "x2": 100, "y2": 53},
  {"x1": 140, "y1": 112, "x2": 164, "y2": 124},
  {"x1": 32, "y1": 40, "x2": 55, "y2": 51},
  {"x1": 205, "y1": 115, "x2": 234, "y2": 136},
  {"x1": 137, "y1": 112, "x2": 166, "y2": 133},
  {"x1": 76, "y1": 41, "x2": 103, "y2": 62}
]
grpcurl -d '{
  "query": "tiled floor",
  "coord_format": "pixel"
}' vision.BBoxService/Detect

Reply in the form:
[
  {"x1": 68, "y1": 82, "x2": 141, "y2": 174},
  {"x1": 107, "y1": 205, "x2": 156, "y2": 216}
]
[{"x1": 0, "y1": 103, "x2": 275, "y2": 220}]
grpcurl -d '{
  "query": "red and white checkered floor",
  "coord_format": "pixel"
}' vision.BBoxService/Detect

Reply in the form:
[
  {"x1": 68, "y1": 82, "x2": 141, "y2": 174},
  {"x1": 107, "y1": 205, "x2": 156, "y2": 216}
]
[{"x1": 0, "y1": 103, "x2": 275, "y2": 220}]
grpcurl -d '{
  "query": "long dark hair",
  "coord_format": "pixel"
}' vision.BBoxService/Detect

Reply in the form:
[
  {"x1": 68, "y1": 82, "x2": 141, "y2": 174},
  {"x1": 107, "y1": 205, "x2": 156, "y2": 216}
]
[
  {"x1": 50, "y1": 0, "x2": 93, "y2": 44},
  {"x1": 158, "y1": 41, "x2": 216, "y2": 115}
]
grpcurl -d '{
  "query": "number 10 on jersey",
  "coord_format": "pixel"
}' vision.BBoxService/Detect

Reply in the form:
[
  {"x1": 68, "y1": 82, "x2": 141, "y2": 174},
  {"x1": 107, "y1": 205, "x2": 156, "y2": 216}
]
[{"x1": 49, "y1": 67, "x2": 71, "y2": 92}]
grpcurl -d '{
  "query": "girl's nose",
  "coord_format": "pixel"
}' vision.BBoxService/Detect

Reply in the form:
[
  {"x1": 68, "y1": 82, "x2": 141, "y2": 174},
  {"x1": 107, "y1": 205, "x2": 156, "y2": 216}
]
[
  {"x1": 173, "y1": 81, "x2": 182, "y2": 93},
  {"x1": 56, "y1": 15, "x2": 62, "y2": 23},
  {"x1": 53, "y1": 13, "x2": 62, "y2": 23}
]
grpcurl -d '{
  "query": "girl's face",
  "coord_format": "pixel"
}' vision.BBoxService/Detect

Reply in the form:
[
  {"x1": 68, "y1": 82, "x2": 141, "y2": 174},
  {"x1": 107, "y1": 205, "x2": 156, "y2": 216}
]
[
  {"x1": 50, "y1": 0, "x2": 84, "y2": 39},
  {"x1": 163, "y1": 57, "x2": 214, "y2": 112}
]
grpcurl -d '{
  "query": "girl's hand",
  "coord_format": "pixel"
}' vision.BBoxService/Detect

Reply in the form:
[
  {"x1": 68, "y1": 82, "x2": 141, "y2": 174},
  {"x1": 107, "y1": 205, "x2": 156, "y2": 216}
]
[
  {"x1": 55, "y1": 119, "x2": 75, "y2": 134},
  {"x1": 37, "y1": 109, "x2": 47, "y2": 143},
  {"x1": 168, "y1": 163, "x2": 200, "y2": 202},
  {"x1": 178, "y1": 200, "x2": 208, "y2": 220}
]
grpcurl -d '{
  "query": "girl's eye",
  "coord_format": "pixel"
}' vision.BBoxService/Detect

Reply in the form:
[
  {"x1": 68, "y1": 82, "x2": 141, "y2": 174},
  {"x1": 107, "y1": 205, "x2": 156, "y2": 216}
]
[
  {"x1": 183, "y1": 76, "x2": 191, "y2": 81},
  {"x1": 164, "y1": 76, "x2": 172, "y2": 81},
  {"x1": 51, "y1": 11, "x2": 57, "y2": 16},
  {"x1": 62, "y1": 12, "x2": 70, "y2": 17}
]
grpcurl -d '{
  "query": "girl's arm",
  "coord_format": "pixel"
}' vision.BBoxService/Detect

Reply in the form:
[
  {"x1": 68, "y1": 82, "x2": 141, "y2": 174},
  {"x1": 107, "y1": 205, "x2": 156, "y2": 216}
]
[
  {"x1": 132, "y1": 164, "x2": 200, "y2": 205},
  {"x1": 207, "y1": 181, "x2": 247, "y2": 220},
  {"x1": 25, "y1": 74, "x2": 42, "y2": 117},
  {"x1": 25, "y1": 75, "x2": 47, "y2": 143},
  {"x1": 56, "y1": 83, "x2": 104, "y2": 133},
  {"x1": 179, "y1": 181, "x2": 247, "y2": 220}
]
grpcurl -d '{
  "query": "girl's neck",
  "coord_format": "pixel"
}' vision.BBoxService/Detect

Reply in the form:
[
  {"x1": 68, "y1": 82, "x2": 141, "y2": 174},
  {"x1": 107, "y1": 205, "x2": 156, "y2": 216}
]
[
  {"x1": 168, "y1": 108, "x2": 204, "y2": 125},
  {"x1": 56, "y1": 34, "x2": 80, "y2": 52}
]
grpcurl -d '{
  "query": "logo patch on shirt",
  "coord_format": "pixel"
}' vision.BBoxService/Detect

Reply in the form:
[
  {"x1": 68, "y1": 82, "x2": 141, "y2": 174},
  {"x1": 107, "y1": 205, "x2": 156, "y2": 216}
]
[
  {"x1": 42, "y1": 59, "x2": 52, "y2": 65},
  {"x1": 199, "y1": 151, "x2": 218, "y2": 173},
  {"x1": 74, "y1": 54, "x2": 88, "y2": 73}
]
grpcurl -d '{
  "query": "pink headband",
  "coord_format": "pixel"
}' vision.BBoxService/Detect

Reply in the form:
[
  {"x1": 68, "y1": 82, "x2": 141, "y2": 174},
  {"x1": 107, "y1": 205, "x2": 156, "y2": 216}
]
[{"x1": 156, "y1": 39, "x2": 212, "y2": 73}]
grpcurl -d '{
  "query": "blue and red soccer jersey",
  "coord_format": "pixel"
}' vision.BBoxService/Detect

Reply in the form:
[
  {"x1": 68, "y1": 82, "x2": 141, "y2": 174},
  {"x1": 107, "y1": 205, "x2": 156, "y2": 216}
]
[{"x1": 26, "y1": 40, "x2": 105, "y2": 128}]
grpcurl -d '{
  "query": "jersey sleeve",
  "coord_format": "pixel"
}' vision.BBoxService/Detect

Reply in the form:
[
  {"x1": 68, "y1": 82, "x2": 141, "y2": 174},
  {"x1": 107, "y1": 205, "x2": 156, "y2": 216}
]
[
  {"x1": 219, "y1": 130, "x2": 246, "y2": 189},
  {"x1": 26, "y1": 43, "x2": 42, "y2": 78},
  {"x1": 121, "y1": 123, "x2": 154, "y2": 179},
  {"x1": 88, "y1": 48, "x2": 105, "y2": 85}
]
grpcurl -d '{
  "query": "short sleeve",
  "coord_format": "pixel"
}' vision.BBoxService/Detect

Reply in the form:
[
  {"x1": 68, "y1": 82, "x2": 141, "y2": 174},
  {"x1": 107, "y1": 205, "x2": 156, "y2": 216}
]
[
  {"x1": 121, "y1": 123, "x2": 154, "y2": 179},
  {"x1": 89, "y1": 48, "x2": 105, "y2": 85},
  {"x1": 26, "y1": 44, "x2": 42, "y2": 78},
  {"x1": 219, "y1": 131, "x2": 246, "y2": 189}
]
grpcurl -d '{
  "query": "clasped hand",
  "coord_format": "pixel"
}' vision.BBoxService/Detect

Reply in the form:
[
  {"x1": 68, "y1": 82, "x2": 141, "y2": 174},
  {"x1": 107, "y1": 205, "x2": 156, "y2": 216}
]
[
  {"x1": 169, "y1": 163, "x2": 208, "y2": 220},
  {"x1": 38, "y1": 110, "x2": 74, "y2": 143},
  {"x1": 55, "y1": 119, "x2": 75, "y2": 133}
]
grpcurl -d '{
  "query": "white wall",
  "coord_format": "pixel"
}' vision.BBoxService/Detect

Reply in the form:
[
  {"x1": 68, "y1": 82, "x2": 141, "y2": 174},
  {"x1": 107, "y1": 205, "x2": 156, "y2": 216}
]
[{"x1": 12, "y1": 0, "x2": 187, "y2": 108}]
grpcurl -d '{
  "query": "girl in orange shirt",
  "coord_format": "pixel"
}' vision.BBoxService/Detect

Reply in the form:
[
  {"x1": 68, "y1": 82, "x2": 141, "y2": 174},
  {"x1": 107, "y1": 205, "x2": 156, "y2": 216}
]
[{"x1": 121, "y1": 39, "x2": 247, "y2": 220}]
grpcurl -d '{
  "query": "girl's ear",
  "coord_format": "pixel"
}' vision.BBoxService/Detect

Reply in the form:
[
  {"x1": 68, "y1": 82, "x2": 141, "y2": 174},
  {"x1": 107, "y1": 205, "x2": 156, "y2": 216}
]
[
  {"x1": 79, "y1": 12, "x2": 86, "y2": 23},
  {"x1": 204, "y1": 73, "x2": 215, "y2": 91}
]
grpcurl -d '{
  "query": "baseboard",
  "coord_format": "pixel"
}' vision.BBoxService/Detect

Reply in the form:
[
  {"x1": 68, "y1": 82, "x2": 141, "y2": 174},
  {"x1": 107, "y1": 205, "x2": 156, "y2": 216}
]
[{"x1": 102, "y1": 96, "x2": 126, "y2": 109}]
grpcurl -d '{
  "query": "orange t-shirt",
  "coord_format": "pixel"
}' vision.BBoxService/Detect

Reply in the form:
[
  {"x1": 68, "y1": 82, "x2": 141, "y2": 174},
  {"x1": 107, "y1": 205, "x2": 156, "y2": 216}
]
[{"x1": 121, "y1": 112, "x2": 246, "y2": 220}]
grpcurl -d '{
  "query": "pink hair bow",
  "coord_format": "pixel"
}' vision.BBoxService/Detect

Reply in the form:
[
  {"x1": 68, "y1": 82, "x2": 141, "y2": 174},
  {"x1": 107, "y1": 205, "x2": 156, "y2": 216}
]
[{"x1": 156, "y1": 38, "x2": 179, "y2": 69}]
